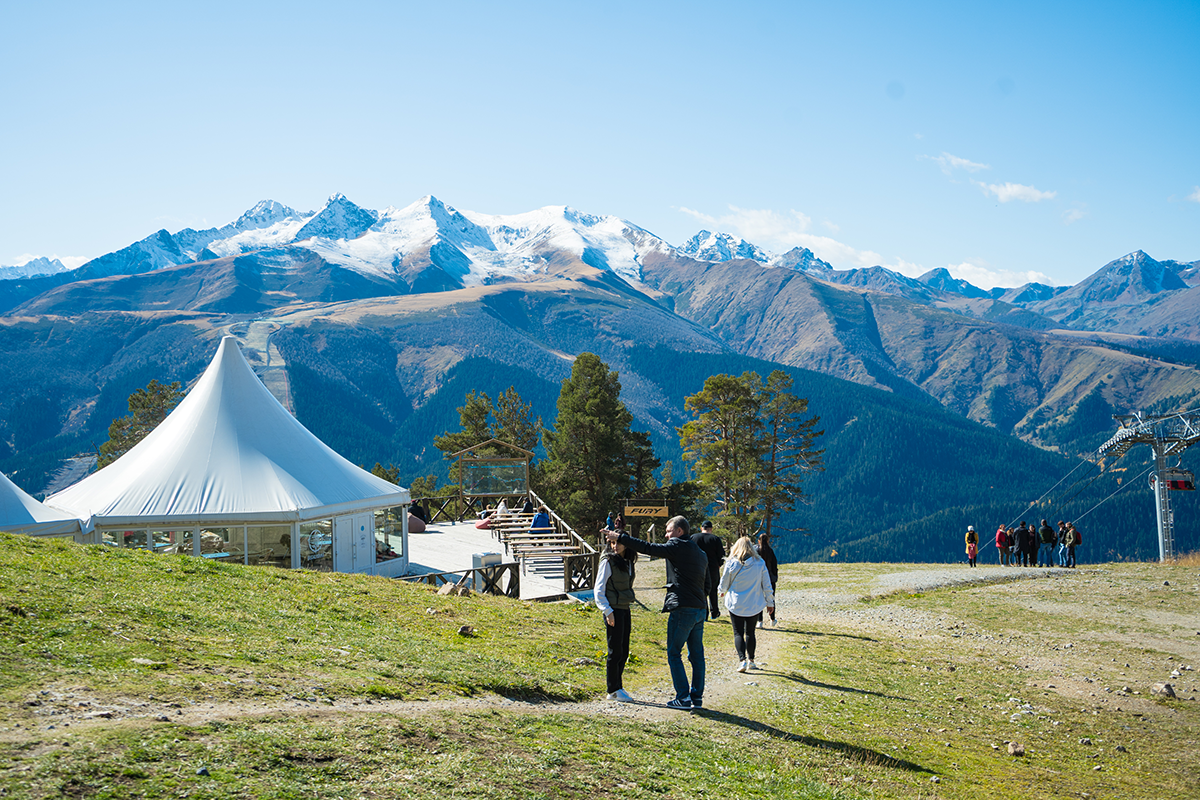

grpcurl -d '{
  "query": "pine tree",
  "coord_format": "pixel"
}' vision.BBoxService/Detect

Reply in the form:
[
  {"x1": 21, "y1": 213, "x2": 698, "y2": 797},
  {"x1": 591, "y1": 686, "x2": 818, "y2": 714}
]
[
  {"x1": 541, "y1": 353, "x2": 642, "y2": 535},
  {"x1": 97, "y1": 379, "x2": 185, "y2": 468},
  {"x1": 433, "y1": 391, "x2": 494, "y2": 457},
  {"x1": 679, "y1": 370, "x2": 823, "y2": 539},
  {"x1": 758, "y1": 370, "x2": 824, "y2": 537},
  {"x1": 680, "y1": 372, "x2": 763, "y2": 536},
  {"x1": 493, "y1": 386, "x2": 542, "y2": 453}
]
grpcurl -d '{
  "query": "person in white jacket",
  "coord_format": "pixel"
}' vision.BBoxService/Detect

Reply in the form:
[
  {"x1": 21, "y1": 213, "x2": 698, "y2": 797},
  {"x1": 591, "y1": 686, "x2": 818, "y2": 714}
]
[{"x1": 718, "y1": 535, "x2": 775, "y2": 672}]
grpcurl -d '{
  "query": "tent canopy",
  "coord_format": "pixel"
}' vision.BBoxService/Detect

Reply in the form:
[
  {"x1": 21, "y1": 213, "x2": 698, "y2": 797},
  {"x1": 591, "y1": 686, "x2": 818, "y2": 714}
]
[
  {"x1": 0, "y1": 470, "x2": 83, "y2": 537},
  {"x1": 47, "y1": 336, "x2": 409, "y2": 527}
]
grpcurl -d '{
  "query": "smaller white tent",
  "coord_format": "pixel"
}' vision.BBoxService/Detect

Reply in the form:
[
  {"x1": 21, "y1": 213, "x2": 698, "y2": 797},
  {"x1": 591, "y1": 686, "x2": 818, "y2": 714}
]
[
  {"x1": 0, "y1": 470, "x2": 83, "y2": 539},
  {"x1": 47, "y1": 336, "x2": 410, "y2": 576}
]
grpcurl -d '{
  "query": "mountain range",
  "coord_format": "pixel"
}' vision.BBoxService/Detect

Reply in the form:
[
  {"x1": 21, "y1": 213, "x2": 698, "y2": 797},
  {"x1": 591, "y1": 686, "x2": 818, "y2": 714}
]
[{"x1": 2, "y1": 193, "x2": 1198, "y2": 562}]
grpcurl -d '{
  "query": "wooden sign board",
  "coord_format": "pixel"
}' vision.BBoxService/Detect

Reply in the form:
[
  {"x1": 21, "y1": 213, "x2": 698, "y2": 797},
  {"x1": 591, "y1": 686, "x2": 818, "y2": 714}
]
[{"x1": 623, "y1": 504, "x2": 669, "y2": 518}]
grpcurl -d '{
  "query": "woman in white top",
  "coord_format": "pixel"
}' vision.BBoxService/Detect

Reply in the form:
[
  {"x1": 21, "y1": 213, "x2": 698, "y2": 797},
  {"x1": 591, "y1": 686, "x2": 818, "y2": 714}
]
[{"x1": 718, "y1": 535, "x2": 775, "y2": 672}]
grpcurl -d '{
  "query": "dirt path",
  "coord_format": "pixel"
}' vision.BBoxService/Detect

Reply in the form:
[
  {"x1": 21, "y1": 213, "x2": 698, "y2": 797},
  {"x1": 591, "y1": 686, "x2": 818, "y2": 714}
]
[
  {"x1": 3, "y1": 613, "x2": 781, "y2": 742},
  {"x1": 3, "y1": 566, "x2": 1111, "y2": 741}
]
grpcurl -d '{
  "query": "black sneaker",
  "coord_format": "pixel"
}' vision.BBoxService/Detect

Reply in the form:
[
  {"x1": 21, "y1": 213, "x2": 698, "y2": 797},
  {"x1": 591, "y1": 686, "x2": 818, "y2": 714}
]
[
  {"x1": 691, "y1": 696, "x2": 703, "y2": 708},
  {"x1": 665, "y1": 698, "x2": 693, "y2": 710}
]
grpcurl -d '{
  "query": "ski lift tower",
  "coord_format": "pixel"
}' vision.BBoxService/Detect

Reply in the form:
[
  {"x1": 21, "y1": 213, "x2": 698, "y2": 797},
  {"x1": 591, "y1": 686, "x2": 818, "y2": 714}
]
[{"x1": 1097, "y1": 411, "x2": 1200, "y2": 561}]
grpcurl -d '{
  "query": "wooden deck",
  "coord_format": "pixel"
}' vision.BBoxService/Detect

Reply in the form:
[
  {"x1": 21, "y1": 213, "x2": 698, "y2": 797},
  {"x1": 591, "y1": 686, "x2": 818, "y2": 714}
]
[{"x1": 405, "y1": 519, "x2": 576, "y2": 600}]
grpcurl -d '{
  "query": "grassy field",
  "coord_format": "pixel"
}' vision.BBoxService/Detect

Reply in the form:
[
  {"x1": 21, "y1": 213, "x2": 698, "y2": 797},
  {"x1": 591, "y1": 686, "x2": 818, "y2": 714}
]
[{"x1": 1, "y1": 532, "x2": 1197, "y2": 799}]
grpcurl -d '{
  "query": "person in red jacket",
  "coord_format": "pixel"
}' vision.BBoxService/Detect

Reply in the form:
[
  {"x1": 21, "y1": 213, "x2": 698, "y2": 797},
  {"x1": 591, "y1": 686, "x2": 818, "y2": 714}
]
[{"x1": 995, "y1": 524, "x2": 1010, "y2": 566}]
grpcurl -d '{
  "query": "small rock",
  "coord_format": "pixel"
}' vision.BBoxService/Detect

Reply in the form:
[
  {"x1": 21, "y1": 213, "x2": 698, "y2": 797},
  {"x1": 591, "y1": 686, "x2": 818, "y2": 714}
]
[
  {"x1": 1151, "y1": 683, "x2": 1177, "y2": 699},
  {"x1": 930, "y1": 776, "x2": 940, "y2": 783},
  {"x1": 131, "y1": 658, "x2": 166, "y2": 667},
  {"x1": 436, "y1": 583, "x2": 456, "y2": 596},
  {"x1": 1115, "y1": 745, "x2": 1127, "y2": 753},
  {"x1": 1008, "y1": 742, "x2": 1025, "y2": 756},
  {"x1": 1164, "y1": 580, "x2": 1170, "y2": 586},
  {"x1": 1079, "y1": 738, "x2": 1092, "y2": 745},
  {"x1": 1093, "y1": 765, "x2": 1103, "y2": 771},
  {"x1": 196, "y1": 767, "x2": 210, "y2": 776},
  {"x1": 456, "y1": 625, "x2": 474, "y2": 637},
  {"x1": 573, "y1": 657, "x2": 599, "y2": 666},
  {"x1": 954, "y1": 696, "x2": 964, "y2": 702},
  {"x1": 425, "y1": 607, "x2": 436, "y2": 615}
]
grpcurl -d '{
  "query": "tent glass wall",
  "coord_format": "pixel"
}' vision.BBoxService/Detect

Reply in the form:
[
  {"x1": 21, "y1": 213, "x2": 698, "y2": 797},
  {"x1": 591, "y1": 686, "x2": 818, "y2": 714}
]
[
  {"x1": 247, "y1": 525, "x2": 292, "y2": 567},
  {"x1": 374, "y1": 507, "x2": 404, "y2": 564},
  {"x1": 300, "y1": 519, "x2": 334, "y2": 572}
]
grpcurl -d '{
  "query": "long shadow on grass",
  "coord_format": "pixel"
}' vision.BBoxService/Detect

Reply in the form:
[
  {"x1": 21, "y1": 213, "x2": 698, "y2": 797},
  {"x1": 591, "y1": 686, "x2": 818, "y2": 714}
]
[
  {"x1": 772, "y1": 627, "x2": 876, "y2": 642},
  {"x1": 768, "y1": 670, "x2": 910, "y2": 701},
  {"x1": 695, "y1": 708, "x2": 930, "y2": 773}
]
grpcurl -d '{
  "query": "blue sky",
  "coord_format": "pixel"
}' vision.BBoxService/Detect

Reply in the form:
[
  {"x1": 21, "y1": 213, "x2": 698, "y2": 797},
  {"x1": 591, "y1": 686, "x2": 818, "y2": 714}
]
[{"x1": 2, "y1": 0, "x2": 1197, "y2": 287}]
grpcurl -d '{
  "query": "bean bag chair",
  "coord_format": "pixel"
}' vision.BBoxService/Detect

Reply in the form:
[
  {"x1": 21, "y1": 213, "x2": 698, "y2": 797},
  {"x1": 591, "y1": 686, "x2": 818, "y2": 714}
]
[{"x1": 408, "y1": 513, "x2": 427, "y2": 533}]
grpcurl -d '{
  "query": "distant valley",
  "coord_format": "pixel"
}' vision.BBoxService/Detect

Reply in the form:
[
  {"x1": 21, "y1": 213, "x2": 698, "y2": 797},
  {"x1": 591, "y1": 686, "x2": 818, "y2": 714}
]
[{"x1": 2, "y1": 194, "x2": 1198, "y2": 562}]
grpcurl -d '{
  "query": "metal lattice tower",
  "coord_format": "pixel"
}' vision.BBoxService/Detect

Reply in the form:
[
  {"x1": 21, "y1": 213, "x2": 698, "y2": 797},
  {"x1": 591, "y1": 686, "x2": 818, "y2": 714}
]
[{"x1": 1097, "y1": 411, "x2": 1200, "y2": 561}]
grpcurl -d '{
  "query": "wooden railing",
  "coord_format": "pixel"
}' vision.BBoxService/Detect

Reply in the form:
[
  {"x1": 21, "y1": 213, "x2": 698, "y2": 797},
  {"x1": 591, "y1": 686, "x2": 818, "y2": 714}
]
[
  {"x1": 409, "y1": 495, "x2": 459, "y2": 525},
  {"x1": 456, "y1": 493, "x2": 532, "y2": 522},
  {"x1": 399, "y1": 562, "x2": 520, "y2": 598}
]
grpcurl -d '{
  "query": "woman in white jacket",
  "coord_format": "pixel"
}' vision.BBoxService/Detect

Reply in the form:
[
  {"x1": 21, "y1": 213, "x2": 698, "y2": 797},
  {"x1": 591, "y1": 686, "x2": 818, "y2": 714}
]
[{"x1": 718, "y1": 535, "x2": 775, "y2": 672}]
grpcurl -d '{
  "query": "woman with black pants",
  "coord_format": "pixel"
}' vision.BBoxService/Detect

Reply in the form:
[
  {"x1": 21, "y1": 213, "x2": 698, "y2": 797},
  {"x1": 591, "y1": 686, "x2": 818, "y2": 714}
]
[{"x1": 594, "y1": 537, "x2": 638, "y2": 701}]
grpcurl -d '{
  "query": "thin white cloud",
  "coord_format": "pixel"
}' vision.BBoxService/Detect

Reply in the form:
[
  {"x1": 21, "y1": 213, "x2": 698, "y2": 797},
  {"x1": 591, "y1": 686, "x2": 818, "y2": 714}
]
[
  {"x1": 677, "y1": 205, "x2": 887, "y2": 270},
  {"x1": 975, "y1": 181, "x2": 1057, "y2": 203},
  {"x1": 1062, "y1": 208, "x2": 1087, "y2": 224},
  {"x1": 8, "y1": 253, "x2": 87, "y2": 270},
  {"x1": 1186, "y1": 186, "x2": 1200, "y2": 203},
  {"x1": 674, "y1": 206, "x2": 1054, "y2": 289},
  {"x1": 923, "y1": 152, "x2": 990, "y2": 175},
  {"x1": 944, "y1": 261, "x2": 1055, "y2": 290}
]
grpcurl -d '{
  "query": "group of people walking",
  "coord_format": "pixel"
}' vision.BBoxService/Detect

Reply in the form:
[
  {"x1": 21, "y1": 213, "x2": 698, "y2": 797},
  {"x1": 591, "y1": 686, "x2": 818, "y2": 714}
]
[
  {"x1": 594, "y1": 516, "x2": 779, "y2": 708},
  {"x1": 968, "y1": 519, "x2": 1080, "y2": 567}
]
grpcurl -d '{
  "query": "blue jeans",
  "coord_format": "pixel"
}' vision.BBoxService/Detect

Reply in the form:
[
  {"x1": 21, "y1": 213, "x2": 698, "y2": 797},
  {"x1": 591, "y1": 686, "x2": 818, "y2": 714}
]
[
  {"x1": 665, "y1": 606, "x2": 707, "y2": 703},
  {"x1": 1039, "y1": 543, "x2": 1054, "y2": 565},
  {"x1": 1057, "y1": 544, "x2": 1069, "y2": 566}
]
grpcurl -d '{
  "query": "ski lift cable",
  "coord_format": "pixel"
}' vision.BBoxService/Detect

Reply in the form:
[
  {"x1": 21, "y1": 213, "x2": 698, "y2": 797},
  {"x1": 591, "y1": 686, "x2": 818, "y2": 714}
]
[
  {"x1": 1006, "y1": 456, "x2": 1101, "y2": 528},
  {"x1": 1073, "y1": 465, "x2": 1155, "y2": 523}
]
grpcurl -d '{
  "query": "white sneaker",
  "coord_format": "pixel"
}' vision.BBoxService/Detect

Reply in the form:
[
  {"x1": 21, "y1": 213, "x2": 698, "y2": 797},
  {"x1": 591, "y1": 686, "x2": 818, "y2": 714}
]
[
  {"x1": 737, "y1": 660, "x2": 749, "y2": 673},
  {"x1": 606, "y1": 689, "x2": 634, "y2": 702},
  {"x1": 748, "y1": 660, "x2": 759, "y2": 670}
]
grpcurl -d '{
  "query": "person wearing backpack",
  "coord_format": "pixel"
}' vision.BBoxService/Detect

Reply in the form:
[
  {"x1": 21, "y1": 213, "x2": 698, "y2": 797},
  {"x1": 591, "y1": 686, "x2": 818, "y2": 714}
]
[
  {"x1": 964, "y1": 526, "x2": 978, "y2": 567},
  {"x1": 1061, "y1": 523, "x2": 1076, "y2": 567},
  {"x1": 1066, "y1": 522, "x2": 1080, "y2": 568}
]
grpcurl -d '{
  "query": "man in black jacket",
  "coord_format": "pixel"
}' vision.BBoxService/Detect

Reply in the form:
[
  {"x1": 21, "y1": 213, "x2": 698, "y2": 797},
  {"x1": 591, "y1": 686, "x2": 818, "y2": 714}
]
[
  {"x1": 606, "y1": 515, "x2": 708, "y2": 710},
  {"x1": 693, "y1": 520, "x2": 726, "y2": 619}
]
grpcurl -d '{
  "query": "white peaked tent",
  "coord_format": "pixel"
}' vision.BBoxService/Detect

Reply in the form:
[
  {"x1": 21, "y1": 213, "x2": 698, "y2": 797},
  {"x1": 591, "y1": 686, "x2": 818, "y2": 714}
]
[
  {"x1": 47, "y1": 336, "x2": 410, "y2": 576},
  {"x1": 0, "y1": 470, "x2": 83, "y2": 539}
]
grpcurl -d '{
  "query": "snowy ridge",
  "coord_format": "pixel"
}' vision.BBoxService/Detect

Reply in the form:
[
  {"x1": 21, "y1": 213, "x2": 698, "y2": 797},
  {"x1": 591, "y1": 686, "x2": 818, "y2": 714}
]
[
  {"x1": 0, "y1": 256, "x2": 70, "y2": 280},
  {"x1": 314, "y1": 197, "x2": 674, "y2": 287},
  {"x1": 680, "y1": 230, "x2": 769, "y2": 263}
]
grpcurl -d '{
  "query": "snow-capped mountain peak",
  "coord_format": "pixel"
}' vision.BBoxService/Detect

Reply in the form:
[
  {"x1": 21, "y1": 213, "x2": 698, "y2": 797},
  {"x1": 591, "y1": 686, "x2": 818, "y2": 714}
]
[
  {"x1": 771, "y1": 246, "x2": 833, "y2": 273},
  {"x1": 235, "y1": 200, "x2": 297, "y2": 230},
  {"x1": 294, "y1": 194, "x2": 377, "y2": 242},
  {"x1": 680, "y1": 230, "x2": 769, "y2": 264},
  {"x1": 0, "y1": 256, "x2": 70, "y2": 280}
]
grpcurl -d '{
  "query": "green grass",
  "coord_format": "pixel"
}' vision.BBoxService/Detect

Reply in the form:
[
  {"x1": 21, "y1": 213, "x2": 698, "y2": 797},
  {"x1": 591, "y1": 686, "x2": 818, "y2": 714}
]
[
  {"x1": 0, "y1": 533, "x2": 636, "y2": 705},
  {"x1": 2, "y1": 533, "x2": 1198, "y2": 799}
]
